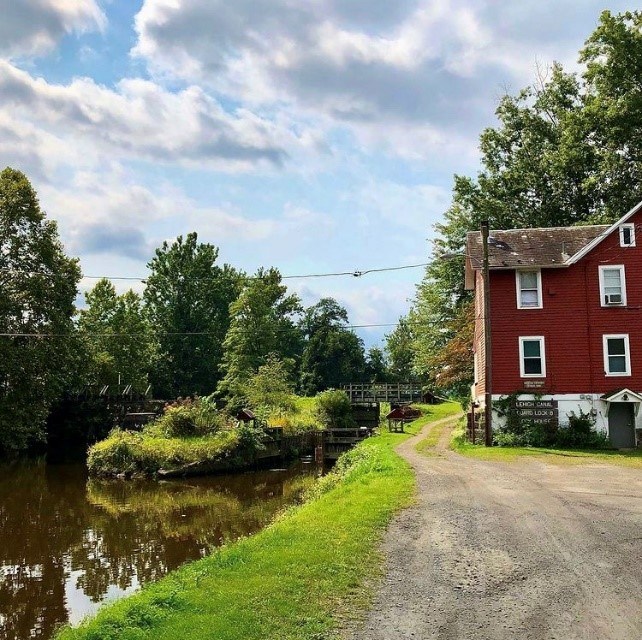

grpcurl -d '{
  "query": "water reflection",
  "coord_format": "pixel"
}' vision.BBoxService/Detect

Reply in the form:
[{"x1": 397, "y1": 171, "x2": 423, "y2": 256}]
[{"x1": 0, "y1": 461, "x2": 319, "y2": 640}]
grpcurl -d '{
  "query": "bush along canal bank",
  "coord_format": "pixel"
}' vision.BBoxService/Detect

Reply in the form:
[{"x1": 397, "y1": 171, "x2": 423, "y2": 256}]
[
  {"x1": 87, "y1": 396, "x2": 321, "y2": 478},
  {"x1": 57, "y1": 403, "x2": 461, "y2": 640}
]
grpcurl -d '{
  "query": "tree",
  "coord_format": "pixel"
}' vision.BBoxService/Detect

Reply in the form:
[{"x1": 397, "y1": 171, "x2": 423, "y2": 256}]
[
  {"x1": 299, "y1": 298, "x2": 366, "y2": 394},
  {"x1": 0, "y1": 168, "x2": 81, "y2": 455},
  {"x1": 144, "y1": 233, "x2": 242, "y2": 398},
  {"x1": 384, "y1": 317, "x2": 416, "y2": 382},
  {"x1": 365, "y1": 347, "x2": 388, "y2": 383},
  {"x1": 244, "y1": 354, "x2": 296, "y2": 415},
  {"x1": 217, "y1": 268, "x2": 302, "y2": 406},
  {"x1": 410, "y1": 10, "x2": 642, "y2": 394},
  {"x1": 78, "y1": 279, "x2": 156, "y2": 392}
]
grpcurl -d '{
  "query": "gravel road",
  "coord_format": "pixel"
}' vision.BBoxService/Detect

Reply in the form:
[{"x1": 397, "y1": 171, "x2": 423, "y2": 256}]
[{"x1": 347, "y1": 415, "x2": 642, "y2": 640}]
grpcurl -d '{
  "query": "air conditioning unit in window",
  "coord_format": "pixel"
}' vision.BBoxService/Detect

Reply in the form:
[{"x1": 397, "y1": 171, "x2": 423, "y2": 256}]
[{"x1": 605, "y1": 293, "x2": 623, "y2": 305}]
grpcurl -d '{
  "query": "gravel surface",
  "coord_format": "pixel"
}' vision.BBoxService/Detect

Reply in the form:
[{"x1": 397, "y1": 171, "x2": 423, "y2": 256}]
[{"x1": 347, "y1": 416, "x2": 642, "y2": 640}]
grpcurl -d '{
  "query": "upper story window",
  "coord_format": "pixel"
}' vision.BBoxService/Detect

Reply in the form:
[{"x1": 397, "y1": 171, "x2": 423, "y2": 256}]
[
  {"x1": 603, "y1": 334, "x2": 631, "y2": 376},
  {"x1": 516, "y1": 270, "x2": 542, "y2": 309},
  {"x1": 519, "y1": 336, "x2": 546, "y2": 378},
  {"x1": 599, "y1": 265, "x2": 627, "y2": 307},
  {"x1": 619, "y1": 223, "x2": 636, "y2": 247}
]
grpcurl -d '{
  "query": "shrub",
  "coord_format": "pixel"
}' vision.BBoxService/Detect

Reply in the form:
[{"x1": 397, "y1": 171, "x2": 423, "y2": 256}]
[
  {"x1": 314, "y1": 390, "x2": 355, "y2": 429},
  {"x1": 150, "y1": 397, "x2": 223, "y2": 438},
  {"x1": 556, "y1": 409, "x2": 609, "y2": 448}
]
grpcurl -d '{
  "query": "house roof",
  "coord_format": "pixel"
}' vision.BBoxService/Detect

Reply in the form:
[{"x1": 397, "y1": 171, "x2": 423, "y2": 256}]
[
  {"x1": 464, "y1": 198, "x2": 642, "y2": 290},
  {"x1": 466, "y1": 225, "x2": 609, "y2": 271}
]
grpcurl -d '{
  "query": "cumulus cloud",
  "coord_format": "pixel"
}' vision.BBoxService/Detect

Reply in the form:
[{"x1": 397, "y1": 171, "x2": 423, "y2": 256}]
[
  {"x1": 132, "y1": 0, "x2": 630, "y2": 150},
  {"x1": 0, "y1": 60, "x2": 306, "y2": 171},
  {"x1": 0, "y1": 0, "x2": 105, "y2": 58}
]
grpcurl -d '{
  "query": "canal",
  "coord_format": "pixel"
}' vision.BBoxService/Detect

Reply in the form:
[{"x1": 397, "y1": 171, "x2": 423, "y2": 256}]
[{"x1": 0, "y1": 460, "x2": 321, "y2": 640}]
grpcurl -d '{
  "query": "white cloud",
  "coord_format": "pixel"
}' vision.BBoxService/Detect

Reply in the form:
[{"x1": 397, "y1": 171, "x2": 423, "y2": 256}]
[
  {"x1": 0, "y1": 60, "x2": 308, "y2": 172},
  {"x1": 131, "y1": 0, "x2": 632, "y2": 159},
  {"x1": 0, "y1": 0, "x2": 105, "y2": 58},
  {"x1": 354, "y1": 181, "x2": 452, "y2": 232}
]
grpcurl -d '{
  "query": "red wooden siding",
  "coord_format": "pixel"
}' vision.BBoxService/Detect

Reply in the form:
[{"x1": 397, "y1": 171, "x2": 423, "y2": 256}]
[{"x1": 488, "y1": 210, "x2": 642, "y2": 395}]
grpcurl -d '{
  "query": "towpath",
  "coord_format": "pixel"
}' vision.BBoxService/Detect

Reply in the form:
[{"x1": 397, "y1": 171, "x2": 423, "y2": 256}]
[{"x1": 348, "y1": 415, "x2": 642, "y2": 639}]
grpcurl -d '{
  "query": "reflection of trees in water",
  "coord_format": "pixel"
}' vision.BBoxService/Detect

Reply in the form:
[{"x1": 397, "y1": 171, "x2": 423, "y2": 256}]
[{"x1": 0, "y1": 461, "x2": 317, "y2": 640}]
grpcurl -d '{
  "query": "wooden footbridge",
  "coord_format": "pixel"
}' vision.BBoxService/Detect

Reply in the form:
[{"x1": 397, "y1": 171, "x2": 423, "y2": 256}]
[{"x1": 343, "y1": 383, "x2": 424, "y2": 404}]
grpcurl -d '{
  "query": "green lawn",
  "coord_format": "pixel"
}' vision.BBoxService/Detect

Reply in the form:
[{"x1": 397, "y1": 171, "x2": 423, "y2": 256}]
[
  {"x1": 57, "y1": 403, "x2": 459, "y2": 640},
  {"x1": 450, "y1": 421, "x2": 642, "y2": 468},
  {"x1": 414, "y1": 402, "x2": 463, "y2": 454}
]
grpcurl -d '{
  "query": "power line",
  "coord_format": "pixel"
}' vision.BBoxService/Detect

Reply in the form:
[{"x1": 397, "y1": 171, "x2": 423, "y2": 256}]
[
  {"x1": 0, "y1": 261, "x2": 432, "y2": 283},
  {"x1": 0, "y1": 323, "x2": 409, "y2": 338}
]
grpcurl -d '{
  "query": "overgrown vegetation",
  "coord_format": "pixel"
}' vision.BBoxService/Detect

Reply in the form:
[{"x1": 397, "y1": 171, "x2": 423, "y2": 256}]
[
  {"x1": 451, "y1": 418, "x2": 642, "y2": 468},
  {"x1": 313, "y1": 389, "x2": 356, "y2": 429},
  {"x1": 494, "y1": 398, "x2": 609, "y2": 449},
  {"x1": 58, "y1": 403, "x2": 454, "y2": 640}
]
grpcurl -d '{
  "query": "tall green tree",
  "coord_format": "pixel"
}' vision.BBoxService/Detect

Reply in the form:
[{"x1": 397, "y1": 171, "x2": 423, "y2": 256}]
[
  {"x1": 299, "y1": 298, "x2": 366, "y2": 394},
  {"x1": 217, "y1": 268, "x2": 302, "y2": 405},
  {"x1": 384, "y1": 317, "x2": 416, "y2": 382},
  {"x1": 144, "y1": 233, "x2": 242, "y2": 398},
  {"x1": 78, "y1": 279, "x2": 156, "y2": 393},
  {"x1": 0, "y1": 168, "x2": 81, "y2": 455},
  {"x1": 410, "y1": 10, "x2": 642, "y2": 394},
  {"x1": 365, "y1": 347, "x2": 388, "y2": 383}
]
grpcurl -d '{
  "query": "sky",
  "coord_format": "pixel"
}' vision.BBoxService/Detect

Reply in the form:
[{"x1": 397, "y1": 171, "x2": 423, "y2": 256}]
[{"x1": 0, "y1": 0, "x2": 633, "y2": 347}]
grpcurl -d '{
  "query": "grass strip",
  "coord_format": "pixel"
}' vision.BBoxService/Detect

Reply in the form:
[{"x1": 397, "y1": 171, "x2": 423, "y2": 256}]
[
  {"x1": 414, "y1": 403, "x2": 462, "y2": 455},
  {"x1": 450, "y1": 421, "x2": 642, "y2": 467},
  {"x1": 57, "y1": 406, "x2": 459, "y2": 640}
]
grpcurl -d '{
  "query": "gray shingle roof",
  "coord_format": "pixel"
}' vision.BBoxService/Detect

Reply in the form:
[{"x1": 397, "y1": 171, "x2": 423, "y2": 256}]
[{"x1": 466, "y1": 225, "x2": 609, "y2": 270}]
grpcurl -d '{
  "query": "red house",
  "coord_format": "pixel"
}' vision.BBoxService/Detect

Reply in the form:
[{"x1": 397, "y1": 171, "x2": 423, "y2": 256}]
[{"x1": 466, "y1": 201, "x2": 642, "y2": 448}]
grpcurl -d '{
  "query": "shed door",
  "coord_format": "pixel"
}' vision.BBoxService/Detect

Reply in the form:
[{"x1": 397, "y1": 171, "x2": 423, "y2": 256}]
[{"x1": 608, "y1": 403, "x2": 636, "y2": 448}]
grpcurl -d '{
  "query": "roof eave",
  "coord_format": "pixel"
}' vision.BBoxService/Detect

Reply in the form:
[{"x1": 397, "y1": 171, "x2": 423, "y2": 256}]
[{"x1": 566, "y1": 199, "x2": 642, "y2": 265}]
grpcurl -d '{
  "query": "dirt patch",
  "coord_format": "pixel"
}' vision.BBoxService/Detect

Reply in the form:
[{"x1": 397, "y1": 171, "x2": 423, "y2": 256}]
[{"x1": 346, "y1": 416, "x2": 642, "y2": 640}]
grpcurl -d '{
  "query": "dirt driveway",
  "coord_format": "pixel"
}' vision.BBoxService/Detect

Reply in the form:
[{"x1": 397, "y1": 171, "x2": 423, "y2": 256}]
[{"x1": 348, "y1": 416, "x2": 642, "y2": 640}]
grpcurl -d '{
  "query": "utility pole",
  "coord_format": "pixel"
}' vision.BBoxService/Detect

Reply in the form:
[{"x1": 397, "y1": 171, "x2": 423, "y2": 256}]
[{"x1": 481, "y1": 221, "x2": 493, "y2": 446}]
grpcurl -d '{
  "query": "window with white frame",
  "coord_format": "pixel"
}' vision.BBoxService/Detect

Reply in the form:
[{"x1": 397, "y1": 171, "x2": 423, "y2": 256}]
[
  {"x1": 519, "y1": 337, "x2": 546, "y2": 377},
  {"x1": 516, "y1": 270, "x2": 542, "y2": 309},
  {"x1": 619, "y1": 223, "x2": 636, "y2": 247},
  {"x1": 599, "y1": 265, "x2": 626, "y2": 306},
  {"x1": 603, "y1": 334, "x2": 631, "y2": 376}
]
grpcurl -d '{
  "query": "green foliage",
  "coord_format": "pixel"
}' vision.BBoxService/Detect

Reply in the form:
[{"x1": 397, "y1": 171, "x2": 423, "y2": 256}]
[
  {"x1": 384, "y1": 317, "x2": 416, "y2": 383},
  {"x1": 217, "y1": 268, "x2": 302, "y2": 404},
  {"x1": 57, "y1": 392, "x2": 428, "y2": 640},
  {"x1": 0, "y1": 167, "x2": 82, "y2": 455},
  {"x1": 314, "y1": 390, "x2": 355, "y2": 429},
  {"x1": 144, "y1": 233, "x2": 243, "y2": 398},
  {"x1": 244, "y1": 354, "x2": 297, "y2": 415},
  {"x1": 494, "y1": 398, "x2": 608, "y2": 449},
  {"x1": 556, "y1": 409, "x2": 609, "y2": 449},
  {"x1": 408, "y1": 10, "x2": 642, "y2": 395},
  {"x1": 87, "y1": 429, "x2": 240, "y2": 477},
  {"x1": 299, "y1": 298, "x2": 366, "y2": 394},
  {"x1": 150, "y1": 396, "x2": 223, "y2": 438},
  {"x1": 79, "y1": 279, "x2": 156, "y2": 393}
]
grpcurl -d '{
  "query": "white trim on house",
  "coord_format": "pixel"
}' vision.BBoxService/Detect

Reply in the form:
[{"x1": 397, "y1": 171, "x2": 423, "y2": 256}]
[
  {"x1": 515, "y1": 270, "x2": 543, "y2": 309},
  {"x1": 598, "y1": 265, "x2": 627, "y2": 307},
  {"x1": 619, "y1": 223, "x2": 636, "y2": 247},
  {"x1": 603, "y1": 334, "x2": 631, "y2": 377},
  {"x1": 566, "y1": 199, "x2": 642, "y2": 265},
  {"x1": 519, "y1": 336, "x2": 546, "y2": 378}
]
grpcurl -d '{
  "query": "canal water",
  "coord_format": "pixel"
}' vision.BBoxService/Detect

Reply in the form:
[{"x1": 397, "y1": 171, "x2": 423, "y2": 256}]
[{"x1": 0, "y1": 460, "x2": 321, "y2": 640}]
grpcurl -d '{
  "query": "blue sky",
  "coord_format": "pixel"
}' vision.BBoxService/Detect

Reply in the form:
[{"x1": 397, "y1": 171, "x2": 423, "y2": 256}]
[{"x1": 0, "y1": 0, "x2": 632, "y2": 346}]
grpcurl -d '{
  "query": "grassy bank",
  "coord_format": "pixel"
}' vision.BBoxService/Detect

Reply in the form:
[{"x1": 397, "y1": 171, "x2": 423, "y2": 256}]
[
  {"x1": 57, "y1": 405, "x2": 458, "y2": 640},
  {"x1": 88, "y1": 396, "x2": 321, "y2": 477},
  {"x1": 88, "y1": 428, "x2": 241, "y2": 477},
  {"x1": 450, "y1": 421, "x2": 642, "y2": 468}
]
